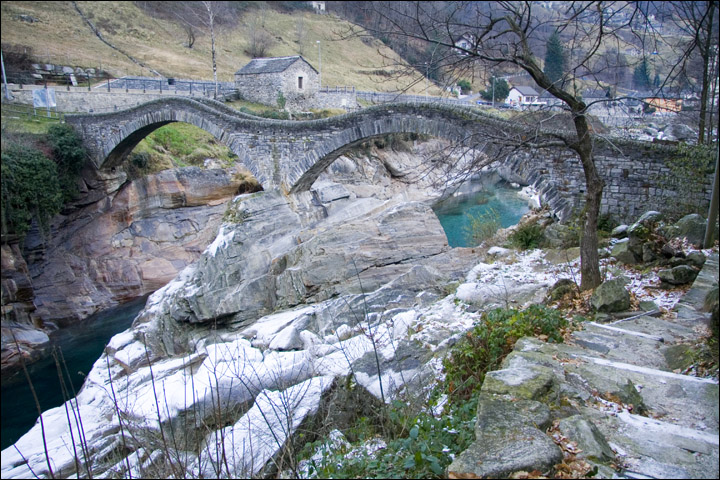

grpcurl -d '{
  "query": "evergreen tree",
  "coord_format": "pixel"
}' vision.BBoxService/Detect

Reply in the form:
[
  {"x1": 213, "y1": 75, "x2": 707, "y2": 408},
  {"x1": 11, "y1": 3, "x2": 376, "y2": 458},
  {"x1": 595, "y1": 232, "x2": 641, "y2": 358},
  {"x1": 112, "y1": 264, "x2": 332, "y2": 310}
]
[
  {"x1": 633, "y1": 57, "x2": 652, "y2": 90},
  {"x1": 543, "y1": 31, "x2": 566, "y2": 85},
  {"x1": 480, "y1": 78, "x2": 509, "y2": 102}
]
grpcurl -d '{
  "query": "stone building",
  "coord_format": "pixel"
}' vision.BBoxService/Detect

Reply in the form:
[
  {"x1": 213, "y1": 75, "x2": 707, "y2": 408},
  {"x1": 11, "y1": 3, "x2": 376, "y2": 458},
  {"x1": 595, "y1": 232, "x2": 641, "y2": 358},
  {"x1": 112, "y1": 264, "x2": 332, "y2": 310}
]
[{"x1": 234, "y1": 56, "x2": 319, "y2": 111}]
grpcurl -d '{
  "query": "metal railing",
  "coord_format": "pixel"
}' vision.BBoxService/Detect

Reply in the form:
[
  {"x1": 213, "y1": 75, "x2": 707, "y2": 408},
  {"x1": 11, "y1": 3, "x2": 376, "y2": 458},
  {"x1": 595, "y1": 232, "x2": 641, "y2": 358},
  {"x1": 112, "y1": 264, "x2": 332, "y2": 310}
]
[
  {"x1": 99, "y1": 76, "x2": 237, "y2": 98},
  {"x1": 1, "y1": 104, "x2": 64, "y2": 122},
  {"x1": 357, "y1": 90, "x2": 474, "y2": 107}
]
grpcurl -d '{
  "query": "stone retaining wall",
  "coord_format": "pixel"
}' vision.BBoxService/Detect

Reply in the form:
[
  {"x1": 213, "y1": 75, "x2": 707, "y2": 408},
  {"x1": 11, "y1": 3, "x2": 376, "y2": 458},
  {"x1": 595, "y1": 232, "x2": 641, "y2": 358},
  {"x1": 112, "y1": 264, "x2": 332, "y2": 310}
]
[
  {"x1": 5, "y1": 84, "x2": 205, "y2": 113},
  {"x1": 502, "y1": 145, "x2": 714, "y2": 223}
]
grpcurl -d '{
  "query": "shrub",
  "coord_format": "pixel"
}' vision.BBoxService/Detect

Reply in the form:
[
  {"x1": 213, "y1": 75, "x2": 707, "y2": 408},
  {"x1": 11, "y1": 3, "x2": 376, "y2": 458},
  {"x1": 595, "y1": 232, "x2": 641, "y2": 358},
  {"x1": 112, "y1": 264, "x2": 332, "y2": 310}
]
[
  {"x1": 509, "y1": 222, "x2": 544, "y2": 249},
  {"x1": 1, "y1": 145, "x2": 63, "y2": 237},
  {"x1": 47, "y1": 124, "x2": 87, "y2": 203},
  {"x1": 443, "y1": 305, "x2": 567, "y2": 402},
  {"x1": 297, "y1": 305, "x2": 569, "y2": 479},
  {"x1": 463, "y1": 207, "x2": 501, "y2": 245}
]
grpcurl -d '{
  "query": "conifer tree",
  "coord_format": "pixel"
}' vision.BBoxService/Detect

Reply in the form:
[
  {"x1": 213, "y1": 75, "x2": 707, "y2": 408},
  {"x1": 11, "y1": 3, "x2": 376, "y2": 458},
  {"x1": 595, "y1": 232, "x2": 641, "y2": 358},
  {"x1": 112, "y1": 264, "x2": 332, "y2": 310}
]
[
  {"x1": 543, "y1": 31, "x2": 566, "y2": 85},
  {"x1": 633, "y1": 57, "x2": 652, "y2": 90}
]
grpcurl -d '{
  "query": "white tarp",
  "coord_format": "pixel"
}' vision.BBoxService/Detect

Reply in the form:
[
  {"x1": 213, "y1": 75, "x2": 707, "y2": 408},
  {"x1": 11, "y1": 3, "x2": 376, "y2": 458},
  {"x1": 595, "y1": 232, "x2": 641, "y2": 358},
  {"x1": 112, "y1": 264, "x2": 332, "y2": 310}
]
[{"x1": 32, "y1": 88, "x2": 56, "y2": 108}]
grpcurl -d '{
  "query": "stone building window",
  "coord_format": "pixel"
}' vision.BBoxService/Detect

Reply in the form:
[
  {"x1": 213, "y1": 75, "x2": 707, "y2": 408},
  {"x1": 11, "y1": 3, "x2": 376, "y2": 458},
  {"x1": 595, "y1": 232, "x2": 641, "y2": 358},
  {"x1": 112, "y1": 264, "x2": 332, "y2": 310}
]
[{"x1": 298, "y1": 76, "x2": 303, "y2": 90}]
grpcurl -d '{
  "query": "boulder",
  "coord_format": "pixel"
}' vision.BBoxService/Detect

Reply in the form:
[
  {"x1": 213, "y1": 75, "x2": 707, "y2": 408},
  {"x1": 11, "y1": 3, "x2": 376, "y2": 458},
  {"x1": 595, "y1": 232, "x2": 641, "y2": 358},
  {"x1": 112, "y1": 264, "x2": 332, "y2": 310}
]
[
  {"x1": 674, "y1": 214, "x2": 706, "y2": 247},
  {"x1": 611, "y1": 224, "x2": 629, "y2": 239},
  {"x1": 635, "y1": 211, "x2": 664, "y2": 227},
  {"x1": 658, "y1": 265, "x2": 699, "y2": 285},
  {"x1": 268, "y1": 325, "x2": 304, "y2": 351},
  {"x1": 664, "y1": 124, "x2": 697, "y2": 143},
  {"x1": 549, "y1": 278, "x2": 576, "y2": 301},
  {"x1": 448, "y1": 394, "x2": 563, "y2": 478},
  {"x1": 311, "y1": 181, "x2": 351, "y2": 203},
  {"x1": 590, "y1": 278, "x2": 631, "y2": 313},
  {"x1": 558, "y1": 415, "x2": 615, "y2": 462},
  {"x1": 611, "y1": 238, "x2": 640, "y2": 265},
  {"x1": 686, "y1": 251, "x2": 707, "y2": 268}
]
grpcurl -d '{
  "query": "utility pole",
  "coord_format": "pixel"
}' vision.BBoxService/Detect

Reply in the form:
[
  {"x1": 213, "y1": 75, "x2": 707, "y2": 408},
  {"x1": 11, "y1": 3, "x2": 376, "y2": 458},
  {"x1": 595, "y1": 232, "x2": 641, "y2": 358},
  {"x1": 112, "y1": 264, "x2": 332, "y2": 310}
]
[
  {"x1": 491, "y1": 74, "x2": 495, "y2": 108},
  {"x1": 317, "y1": 40, "x2": 322, "y2": 88},
  {"x1": 1, "y1": 49, "x2": 11, "y2": 100}
]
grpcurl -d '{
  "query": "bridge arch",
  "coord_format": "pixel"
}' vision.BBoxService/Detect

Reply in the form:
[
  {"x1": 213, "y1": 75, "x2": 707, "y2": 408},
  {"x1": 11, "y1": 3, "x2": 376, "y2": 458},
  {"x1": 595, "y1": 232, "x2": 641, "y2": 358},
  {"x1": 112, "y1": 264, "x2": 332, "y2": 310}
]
[{"x1": 65, "y1": 98, "x2": 260, "y2": 179}]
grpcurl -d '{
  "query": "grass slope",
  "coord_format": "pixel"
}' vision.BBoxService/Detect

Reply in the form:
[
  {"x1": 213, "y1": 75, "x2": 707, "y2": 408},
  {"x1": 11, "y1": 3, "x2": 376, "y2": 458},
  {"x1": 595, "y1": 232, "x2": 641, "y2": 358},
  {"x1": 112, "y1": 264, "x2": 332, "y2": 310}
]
[{"x1": 1, "y1": 1, "x2": 436, "y2": 93}]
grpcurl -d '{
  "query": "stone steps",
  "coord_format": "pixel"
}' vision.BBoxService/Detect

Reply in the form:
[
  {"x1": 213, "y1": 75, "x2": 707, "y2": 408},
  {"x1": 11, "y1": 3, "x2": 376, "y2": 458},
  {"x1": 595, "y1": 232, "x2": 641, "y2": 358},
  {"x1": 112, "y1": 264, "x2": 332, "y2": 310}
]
[{"x1": 449, "y1": 253, "x2": 719, "y2": 479}]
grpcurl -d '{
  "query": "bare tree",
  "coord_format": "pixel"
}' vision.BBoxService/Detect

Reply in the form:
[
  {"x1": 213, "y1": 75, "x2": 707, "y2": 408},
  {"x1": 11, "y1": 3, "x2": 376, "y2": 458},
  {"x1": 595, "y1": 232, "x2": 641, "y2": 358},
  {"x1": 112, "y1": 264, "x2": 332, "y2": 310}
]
[
  {"x1": 295, "y1": 17, "x2": 307, "y2": 55},
  {"x1": 339, "y1": 1, "x2": 660, "y2": 290},
  {"x1": 167, "y1": 1, "x2": 230, "y2": 97},
  {"x1": 664, "y1": 1, "x2": 719, "y2": 145},
  {"x1": 246, "y1": 10, "x2": 276, "y2": 58}
]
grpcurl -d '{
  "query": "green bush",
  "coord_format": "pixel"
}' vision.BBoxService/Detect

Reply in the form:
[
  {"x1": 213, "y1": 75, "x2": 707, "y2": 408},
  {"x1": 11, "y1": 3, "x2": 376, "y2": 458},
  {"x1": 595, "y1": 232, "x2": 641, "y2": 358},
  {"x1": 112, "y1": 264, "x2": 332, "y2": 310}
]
[
  {"x1": 457, "y1": 79, "x2": 472, "y2": 94},
  {"x1": 509, "y1": 222, "x2": 544, "y2": 249},
  {"x1": 1, "y1": 145, "x2": 63, "y2": 237},
  {"x1": 443, "y1": 305, "x2": 567, "y2": 402},
  {"x1": 299, "y1": 396, "x2": 478, "y2": 479},
  {"x1": 47, "y1": 124, "x2": 87, "y2": 203}
]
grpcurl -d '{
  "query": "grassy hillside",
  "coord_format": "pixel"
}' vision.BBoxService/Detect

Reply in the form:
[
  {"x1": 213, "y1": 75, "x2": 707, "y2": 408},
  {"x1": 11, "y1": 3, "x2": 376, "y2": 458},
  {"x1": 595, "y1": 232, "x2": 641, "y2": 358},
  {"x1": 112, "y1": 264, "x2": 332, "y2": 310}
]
[{"x1": 1, "y1": 1, "x2": 438, "y2": 94}]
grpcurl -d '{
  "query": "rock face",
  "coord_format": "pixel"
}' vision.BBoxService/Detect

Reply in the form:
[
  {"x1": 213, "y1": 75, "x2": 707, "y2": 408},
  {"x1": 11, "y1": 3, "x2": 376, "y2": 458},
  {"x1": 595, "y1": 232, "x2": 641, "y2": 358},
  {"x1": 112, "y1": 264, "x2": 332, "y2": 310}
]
[
  {"x1": 0, "y1": 160, "x2": 487, "y2": 478},
  {"x1": 0, "y1": 242, "x2": 48, "y2": 372},
  {"x1": 27, "y1": 166, "x2": 248, "y2": 324},
  {"x1": 1, "y1": 165, "x2": 251, "y2": 375}
]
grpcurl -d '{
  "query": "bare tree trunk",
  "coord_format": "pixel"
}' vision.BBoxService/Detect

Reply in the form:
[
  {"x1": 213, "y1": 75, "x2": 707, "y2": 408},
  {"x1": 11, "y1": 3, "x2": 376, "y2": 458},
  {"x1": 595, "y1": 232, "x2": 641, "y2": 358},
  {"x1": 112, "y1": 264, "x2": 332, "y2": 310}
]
[
  {"x1": 697, "y1": 2, "x2": 715, "y2": 145},
  {"x1": 573, "y1": 114, "x2": 604, "y2": 290},
  {"x1": 203, "y1": 1, "x2": 219, "y2": 98}
]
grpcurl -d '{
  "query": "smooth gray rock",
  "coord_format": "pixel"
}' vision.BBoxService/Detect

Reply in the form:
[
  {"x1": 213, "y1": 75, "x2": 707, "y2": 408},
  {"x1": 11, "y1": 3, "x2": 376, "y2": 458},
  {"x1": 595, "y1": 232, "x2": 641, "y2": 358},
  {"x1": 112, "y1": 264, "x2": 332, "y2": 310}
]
[
  {"x1": 591, "y1": 278, "x2": 631, "y2": 312},
  {"x1": 311, "y1": 181, "x2": 351, "y2": 203},
  {"x1": 268, "y1": 325, "x2": 304, "y2": 351},
  {"x1": 674, "y1": 214, "x2": 706, "y2": 247},
  {"x1": 658, "y1": 265, "x2": 699, "y2": 285},
  {"x1": 448, "y1": 394, "x2": 562, "y2": 478},
  {"x1": 558, "y1": 415, "x2": 615, "y2": 461}
]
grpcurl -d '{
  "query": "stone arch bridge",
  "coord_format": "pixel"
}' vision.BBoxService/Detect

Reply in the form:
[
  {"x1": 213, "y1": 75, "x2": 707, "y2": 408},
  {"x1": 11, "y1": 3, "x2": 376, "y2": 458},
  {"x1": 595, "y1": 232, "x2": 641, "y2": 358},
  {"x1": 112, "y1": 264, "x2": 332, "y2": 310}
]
[{"x1": 65, "y1": 97, "x2": 703, "y2": 222}]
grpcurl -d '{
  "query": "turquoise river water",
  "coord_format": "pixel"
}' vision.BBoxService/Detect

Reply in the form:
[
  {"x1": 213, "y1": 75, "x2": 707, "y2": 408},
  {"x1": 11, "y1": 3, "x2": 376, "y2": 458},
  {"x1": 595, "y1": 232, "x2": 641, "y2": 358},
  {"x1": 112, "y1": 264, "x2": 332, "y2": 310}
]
[
  {"x1": 1, "y1": 295, "x2": 148, "y2": 450},
  {"x1": 432, "y1": 181, "x2": 530, "y2": 247}
]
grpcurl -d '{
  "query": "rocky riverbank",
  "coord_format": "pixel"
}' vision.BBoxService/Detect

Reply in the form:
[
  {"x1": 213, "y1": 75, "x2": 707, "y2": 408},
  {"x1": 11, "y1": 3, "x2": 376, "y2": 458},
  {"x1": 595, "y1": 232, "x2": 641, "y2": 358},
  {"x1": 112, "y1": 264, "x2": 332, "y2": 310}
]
[
  {"x1": 3, "y1": 168, "x2": 717, "y2": 479},
  {"x1": 1, "y1": 163, "x2": 256, "y2": 376}
]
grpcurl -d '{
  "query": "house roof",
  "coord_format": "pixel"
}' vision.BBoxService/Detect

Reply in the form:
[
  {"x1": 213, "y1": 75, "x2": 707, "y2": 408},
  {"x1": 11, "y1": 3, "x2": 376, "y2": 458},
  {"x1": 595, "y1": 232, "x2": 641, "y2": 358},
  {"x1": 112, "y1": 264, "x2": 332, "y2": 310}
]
[
  {"x1": 235, "y1": 56, "x2": 318, "y2": 75},
  {"x1": 511, "y1": 86, "x2": 539, "y2": 96}
]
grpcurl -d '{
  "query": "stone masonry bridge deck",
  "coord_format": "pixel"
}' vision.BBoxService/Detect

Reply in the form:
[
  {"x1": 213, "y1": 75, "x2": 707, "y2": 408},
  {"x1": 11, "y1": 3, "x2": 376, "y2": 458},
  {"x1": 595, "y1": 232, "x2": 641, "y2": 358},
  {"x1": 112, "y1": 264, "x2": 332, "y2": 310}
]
[{"x1": 65, "y1": 97, "x2": 711, "y2": 222}]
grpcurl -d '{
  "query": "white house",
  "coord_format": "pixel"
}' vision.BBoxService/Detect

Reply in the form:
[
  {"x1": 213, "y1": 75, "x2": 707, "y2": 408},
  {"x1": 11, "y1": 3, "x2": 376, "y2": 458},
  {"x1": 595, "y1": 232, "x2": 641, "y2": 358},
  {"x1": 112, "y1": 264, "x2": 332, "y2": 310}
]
[
  {"x1": 309, "y1": 1, "x2": 326, "y2": 13},
  {"x1": 454, "y1": 34, "x2": 475, "y2": 55},
  {"x1": 507, "y1": 86, "x2": 542, "y2": 107}
]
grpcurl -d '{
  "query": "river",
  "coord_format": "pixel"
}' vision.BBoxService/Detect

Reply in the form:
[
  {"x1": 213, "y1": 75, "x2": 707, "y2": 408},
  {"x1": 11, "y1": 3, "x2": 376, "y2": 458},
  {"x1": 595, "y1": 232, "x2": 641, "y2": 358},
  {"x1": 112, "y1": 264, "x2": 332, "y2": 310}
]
[
  {"x1": 1, "y1": 295, "x2": 149, "y2": 450},
  {"x1": 433, "y1": 180, "x2": 529, "y2": 247},
  {"x1": 0, "y1": 181, "x2": 528, "y2": 451}
]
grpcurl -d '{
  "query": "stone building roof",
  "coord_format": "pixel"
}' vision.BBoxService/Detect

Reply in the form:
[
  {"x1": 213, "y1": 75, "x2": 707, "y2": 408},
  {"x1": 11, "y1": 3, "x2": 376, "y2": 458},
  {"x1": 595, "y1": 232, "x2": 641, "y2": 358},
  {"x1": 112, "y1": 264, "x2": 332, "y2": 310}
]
[{"x1": 235, "y1": 56, "x2": 318, "y2": 75}]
